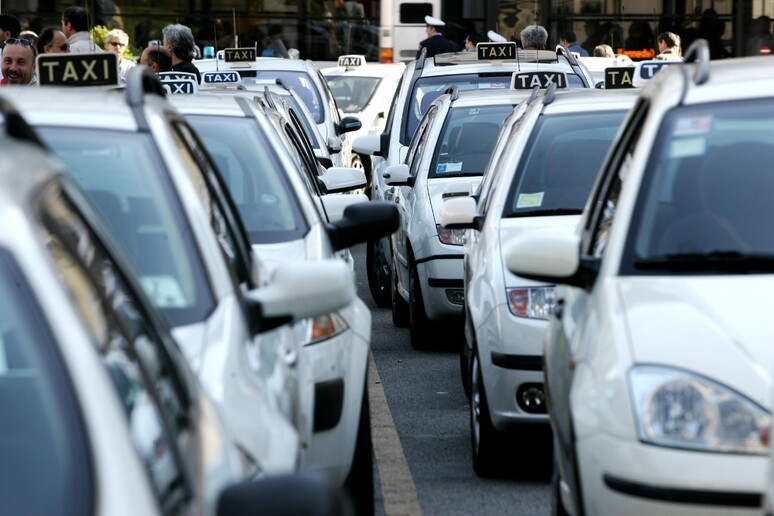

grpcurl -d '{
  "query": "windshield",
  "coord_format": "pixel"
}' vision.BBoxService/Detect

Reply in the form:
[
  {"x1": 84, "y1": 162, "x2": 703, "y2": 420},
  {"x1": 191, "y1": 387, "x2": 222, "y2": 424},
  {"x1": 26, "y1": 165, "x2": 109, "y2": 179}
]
[
  {"x1": 502, "y1": 111, "x2": 626, "y2": 218},
  {"x1": 429, "y1": 103, "x2": 514, "y2": 178},
  {"x1": 37, "y1": 127, "x2": 215, "y2": 327},
  {"x1": 239, "y1": 70, "x2": 324, "y2": 123},
  {"x1": 186, "y1": 115, "x2": 310, "y2": 244},
  {"x1": 623, "y1": 99, "x2": 774, "y2": 274},
  {"x1": 325, "y1": 75, "x2": 381, "y2": 114}
]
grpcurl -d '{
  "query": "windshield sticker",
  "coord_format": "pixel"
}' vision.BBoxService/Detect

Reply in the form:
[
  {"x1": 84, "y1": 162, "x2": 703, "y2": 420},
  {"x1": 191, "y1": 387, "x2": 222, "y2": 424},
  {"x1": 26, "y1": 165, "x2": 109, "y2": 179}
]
[
  {"x1": 468, "y1": 108, "x2": 480, "y2": 116},
  {"x1": 437, "y1": 162, "x2": 463, "y2": 173},
  {"x1": 141, "y1": 276, "x2": 187, "y2": 308},
  {"x1": 478, "y1": 82, "x2": 508, "y2": 90},
  {"x1": 674, "y1": 115, "x2": 712, "y2": 136},
  {"x1": 516, "y1": 192, "x2": 544, "y2": 208},
  {"x1": 670, "y1": 137, "x2": 706, "y2": 159}
]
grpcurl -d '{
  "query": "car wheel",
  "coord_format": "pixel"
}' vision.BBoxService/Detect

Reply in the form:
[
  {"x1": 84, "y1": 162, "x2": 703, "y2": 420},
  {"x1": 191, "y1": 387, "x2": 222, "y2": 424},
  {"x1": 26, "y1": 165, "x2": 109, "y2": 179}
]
[
  {"x1": 470, "y1": 352, "x2": 501, "y2": 477},
  {"x1": 343, "y1": 383, "x2": 374, "y2": 516},
  {"x1": 351, "y1": 152, "x2": 372, "y2": 199},
  {"x1": 366, "y1": 240, "x2": 391, "y2": 308},
  {"x1": 408, "y1": 264, "x2": 433, "y2": 350},
  {"x1": 391, "y1": 255, "x2": 409, "y2": 327}
]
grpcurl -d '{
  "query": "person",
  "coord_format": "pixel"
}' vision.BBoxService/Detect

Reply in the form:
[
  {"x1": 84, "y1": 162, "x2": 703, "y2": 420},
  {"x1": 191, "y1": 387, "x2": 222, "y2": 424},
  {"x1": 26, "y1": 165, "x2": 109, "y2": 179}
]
[
  {"x1": 593, "y1": 43, "x2": 615, "y2": 57},
  {"x1": 698, "y1": 8, "x2": 730, "y2": 59},
  {"x1": 654, "y1": 31, "x2": 682, "y2": 61},
  {"x1": 559, "y1": 31, "x2": 589, "y2": 56},
  {"x1": 463, "y1": 31, "x2": 483, "y2": 51},
  {"x1": 520, "y1": 25, "x2": 548, "y2": 50},
  {"x1": 746, "y1": 15, "x2": 774, "y2": 56},
  {"x1": 417, "y1": 15, "x2": 459, "y2": 58},
  {"x1": 37, "y1": 27, "x2": 70, "y2": 54},
  {"x1": 62, "y1": 6, "x2": 100, "y2": 53},
  {"x1": 140, "y1": 44, "x2": 172, "y2": 73},
  {"x1": 1, "y1": 38, "x2": 37, "y2": 85},
  {"x1": 18, "y1": 30, "x2": 38, "y2": 49},
  {"x1": 162, "y1": 24, "x2": 200, "y2": 83},
  {"x1": 487, "y1": 30, "x2": 507, "y2": 43},
  {"x1": 0, "y1": 13, "x2": 22, "y2": 83},
  {"x1": 334, "y1": 0, "x2": 365, "y2": 19},
  {"x1": 104, "y1": 28, "x2": 134, "y2": 82}
]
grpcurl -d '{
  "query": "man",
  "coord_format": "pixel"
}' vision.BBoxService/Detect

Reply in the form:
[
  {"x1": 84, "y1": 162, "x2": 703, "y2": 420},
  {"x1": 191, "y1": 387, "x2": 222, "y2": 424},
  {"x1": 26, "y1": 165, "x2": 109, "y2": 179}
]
[
  {"x1": 0, "y1": 13, "x2": 22, "y2": 82},
  {"x1": 140, "y1": 45, "x2": 172, "y2": 73},
  {"x1": 162, "y1": 24, "x2": 200, "y2": 83},
  {"x1": 1, "y1": 39, "x2": 37, "y2": 85},
  {"x1": 520, "y1": 25, "x2": 548, "y2": 50},
  {"x1": 105, "y1": 28, "x2": 134, "y2": 82},
  {"x1": 559, "y1": 31, "x2": 589, "y2": 56},
  {"x1": 464, "y1": 32, "x2": 483, "y2": 51},
  {"x1": 62, "y1": 6, "x2": 100, "y2": 53},
  {"x1": 417, "y1": 15, "x2": 459, "y2": 58}
]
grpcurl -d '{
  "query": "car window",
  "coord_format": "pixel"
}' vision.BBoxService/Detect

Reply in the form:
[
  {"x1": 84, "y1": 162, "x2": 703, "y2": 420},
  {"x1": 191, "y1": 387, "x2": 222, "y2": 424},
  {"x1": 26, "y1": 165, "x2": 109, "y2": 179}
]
[
  {"x1": 186, "y1": 114, "x2": 310, "y2": 244},
  {"x1": 0, "y1": 248, "x2": 92, "y2": 516},
  {"x1": 429, "y1": 103, "x2": 513, "y2": 178},
  {"x1": 326, "y1": 75, "x2": 381, "y2": 113},
  {"x1": 37, "y1": 127, "x2": 215, "y2": 327},
  {"x1": 382, "y1": 75, "x2": 404, "y2": 136},
  {"x1": 406, "y1": 104, "x2": 437, "y2": 176},
  {"x1": 622, "y1": 99, "x2": 774, "y2": 273},
  {"x1": 502, "y1": 111, "x2": 626, "y2": 219},
  {"x1": 240, "y1": 70, "x2": 324, "y2": 123},
  {"x1": 317, "y1": 69, "x2": 342, "y2": 125},
  {"x1": 39, "y1": 184, "x2": 193, "y2": 513}
]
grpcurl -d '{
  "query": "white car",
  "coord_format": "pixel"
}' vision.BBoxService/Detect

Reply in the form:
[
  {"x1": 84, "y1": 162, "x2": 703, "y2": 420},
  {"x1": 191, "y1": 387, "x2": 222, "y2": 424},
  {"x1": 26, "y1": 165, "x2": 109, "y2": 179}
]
[
  {"x1": 353, "y1": 44, "x2": 595, "y2": 309},
  {"x1": 442, "y1": 87, "x2": 636, "y2": 476},
  {"x1": 170, "y1": 92, "x2": 399, "y2": 515},
  {"x1": 505, "y1": 43, "x2": 774, "y2": 515},
  {"x1": 384, "y1": 87, "x2": 529, "y2": 348}
]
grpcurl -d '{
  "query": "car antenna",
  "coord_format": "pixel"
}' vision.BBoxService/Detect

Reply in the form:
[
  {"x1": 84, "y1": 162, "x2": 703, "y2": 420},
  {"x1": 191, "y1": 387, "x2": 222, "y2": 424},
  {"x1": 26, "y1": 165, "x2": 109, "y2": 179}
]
[
  {"x1": 213, "y1": 23, "x2": 220, "y2": 71},
  {"x1": 233, "y1": 8, "x2": 239, "y2": 48}
]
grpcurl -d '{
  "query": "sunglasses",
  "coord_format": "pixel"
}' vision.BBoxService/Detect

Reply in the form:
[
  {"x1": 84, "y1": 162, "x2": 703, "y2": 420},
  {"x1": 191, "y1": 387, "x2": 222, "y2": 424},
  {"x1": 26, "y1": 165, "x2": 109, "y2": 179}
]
[
  {"x1": 58, "y1": 43, "x2": 70, "y2": 51},
  {"x1": 108, "y1": 41, "x2": 126, "y2": 48},
  {"x1": 3, "y1": 38, "x2": 33, "y2": 48}
]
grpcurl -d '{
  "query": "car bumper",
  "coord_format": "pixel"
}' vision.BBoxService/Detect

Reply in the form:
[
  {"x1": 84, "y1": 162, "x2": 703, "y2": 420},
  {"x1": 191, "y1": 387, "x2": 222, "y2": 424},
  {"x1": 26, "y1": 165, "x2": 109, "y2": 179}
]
[
  {"x1": 416, "y1": 255, "x2": 464, "y2": 320},
  {"x1": 478, "y1": 303, "x2": 549, "y2": 430},
  {"x1": 576, "y1": 431, "x2": 763, "y2": 516}
]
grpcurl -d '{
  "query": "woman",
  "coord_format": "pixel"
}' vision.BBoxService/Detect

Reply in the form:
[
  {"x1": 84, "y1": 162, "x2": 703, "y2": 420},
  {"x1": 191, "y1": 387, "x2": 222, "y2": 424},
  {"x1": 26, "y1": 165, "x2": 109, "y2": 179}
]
[
  {"x1": 655, "y1": 31, "x2": 683, "y2": 60},
  {"x1": 36, "y1": 27, "x2": 69, "y2": 55}
]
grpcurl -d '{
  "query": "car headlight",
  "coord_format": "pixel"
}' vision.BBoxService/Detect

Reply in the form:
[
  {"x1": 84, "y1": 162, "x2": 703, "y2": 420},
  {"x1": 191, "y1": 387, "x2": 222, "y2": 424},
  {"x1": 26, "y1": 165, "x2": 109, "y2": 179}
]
[
  {"x1": 437, "y1": 224, "x2": 465, "y2": 246},
  {"x1": 629, "y1": 365, "x2": 769, "y2": 455},
  {"x1": 506, "y1": 286, "x2": 555, "y2": 319},
  {"x1": 293, "y1": 313, "x2": 349, "y2": 346}
]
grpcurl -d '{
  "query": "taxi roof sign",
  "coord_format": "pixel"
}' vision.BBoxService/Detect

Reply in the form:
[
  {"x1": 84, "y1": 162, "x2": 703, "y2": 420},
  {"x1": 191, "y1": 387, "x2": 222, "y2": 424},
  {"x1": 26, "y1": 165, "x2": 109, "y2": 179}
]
[
  {"x1": 201, "y1": 71, "x2": 241, "y2": 85},
  {"x1": 338, "y1": 54, "x2": 366, "y2": 69},
  {"x1": 511, "y1": 71, "x2": 567, "y2": 89},
  {"x1": 37, "y1": 52, "x2": 119, "y2": 87},
  {"x1": 633, "y1": 60, "x2": 678, "y2": 86},
  {"x1": 157, "y1": 71, "x2": 199, "y2": 94},
  {"x1": 604, "y1": 67, "x2": 635, "y2": 89},
  {"x1": 223, "y1": 47, "x2": 256, "y2": 63},
  {"x1": 477, "y1": 42, "x2": 517, "y2": 61}
]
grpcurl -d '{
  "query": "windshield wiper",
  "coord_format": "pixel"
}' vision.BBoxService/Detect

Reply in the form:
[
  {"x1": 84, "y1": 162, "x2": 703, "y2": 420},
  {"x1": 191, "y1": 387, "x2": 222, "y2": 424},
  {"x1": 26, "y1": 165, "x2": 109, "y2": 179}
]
[
  {"x1": 504, "y1": 208, "x2": 582, "y2": 218},
  {"x1": 634, "y1": 251, "x2": 774, "y2": 272}
]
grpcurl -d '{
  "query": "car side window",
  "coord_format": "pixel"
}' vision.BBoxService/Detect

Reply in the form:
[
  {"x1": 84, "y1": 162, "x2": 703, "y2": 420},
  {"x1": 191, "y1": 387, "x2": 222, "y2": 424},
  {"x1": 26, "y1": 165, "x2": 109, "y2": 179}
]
[
  {"x1": 318, "y1": 69, "x2": 342, "y2": 125},
  {"x1": 382, "y1": 76, "x2": 404, "y2": 135},
  {"x1": 39, "y1": 183, "x2": 193, "y2": 513},
  {"x1": 406, "y1": 105, "x2": 437, "y2": 176}
]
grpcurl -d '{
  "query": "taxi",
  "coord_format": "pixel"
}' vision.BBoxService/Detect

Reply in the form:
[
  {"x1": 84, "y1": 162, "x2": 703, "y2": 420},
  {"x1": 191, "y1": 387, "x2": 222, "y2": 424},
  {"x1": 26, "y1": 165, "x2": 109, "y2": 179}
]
[
  {"x1": 321, "y1": 54, "x2": 405, "y2": 175},
  {"x1": 0, "y1": 99, "x2": 344, "y2": 515},
  {"x1": 353, "y1": 42, "x2": 594, "y2": 308},
  {"x1": 196, "y1": 49, "x2": 362, "y2": 169},
  {"x1": 504, "y1": 42, "x2": 774, "y2": 515},
  {"x1": 2, "y1": 65, "x2": 355, "y2": 476},
  {"x1": 441, "y1": 86, "x2": 636, "y2": 476}
]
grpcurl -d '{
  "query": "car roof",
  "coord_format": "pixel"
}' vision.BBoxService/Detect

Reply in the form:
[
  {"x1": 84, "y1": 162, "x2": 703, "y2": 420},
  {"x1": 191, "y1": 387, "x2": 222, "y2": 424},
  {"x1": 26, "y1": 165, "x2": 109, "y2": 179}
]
[
  {"x1": 539, "y1": 88, "x2": 640, "y2": 115},
  {"x1": 168, "y1": 92, "x2": 254, "y2": 116},
  {"x1": 197, "y1": 55, "x2": 318, "y2": 73},
  {"x1": 321, "y1": 62, "x2": 405, "y2": 78},
  {"x1": 449, "y1": 88, "x2": 537, "y2": 106}
]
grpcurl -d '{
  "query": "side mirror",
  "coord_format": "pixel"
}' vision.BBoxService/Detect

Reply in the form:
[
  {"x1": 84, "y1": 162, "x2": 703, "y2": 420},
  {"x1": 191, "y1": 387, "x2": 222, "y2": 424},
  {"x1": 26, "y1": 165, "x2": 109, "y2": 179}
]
[
  {"x1": 503, "y1": 227, "x2": 598, "y2": 290},
  {"x1": 440, "y1": 196, "x2": 483, "y2": 230},
  {"x1": 327, "y1": 136, "x2": 342, "y2": 153},
  {"x1": 217, "y1": 472, "x2": 351, "y2": 516},
  {"x1": 243, "y1": 260, "x2": 355, "y2": 336},
  {"x1": 352, "y1": 134, "x2": 381, "y2": 155},
  {"x1": 338, "y1": 116, "x2": 362, "y2": 134},
  {"x1": 327, "y1": 201, "x2": 400, "y2": 251},
  {"x1": 383, "y1": 164, "x2": 412, "y2": 187},
  {"x1": 321, "y1": 193, "x2": 369, "y2": 222},
  {"x1": 317, "y1": 156, "x2": 334, "y2": 169},
  {"x1": 318, "y1": 167, "x2": 367, "y2": 194},
  {"x1": 442, "y1": 181, "x2": 472, "y2": 200}
]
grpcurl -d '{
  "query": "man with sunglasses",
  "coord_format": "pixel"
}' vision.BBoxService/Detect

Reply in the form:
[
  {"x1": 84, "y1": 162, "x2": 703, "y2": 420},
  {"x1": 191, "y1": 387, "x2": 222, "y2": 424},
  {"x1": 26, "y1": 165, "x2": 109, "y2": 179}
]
[
  {"x1": 105, "y1": 28, "x2": 134, "y2": 82},
  {"x1": 62, "y1": 6, "x2": 101, "y2": 54},
  {"x1": 1, "y1": 38, "x2": 36, "y2": 85},
  {"x1": 0, "y1": 13, "x2": 22, "y2": 83}
]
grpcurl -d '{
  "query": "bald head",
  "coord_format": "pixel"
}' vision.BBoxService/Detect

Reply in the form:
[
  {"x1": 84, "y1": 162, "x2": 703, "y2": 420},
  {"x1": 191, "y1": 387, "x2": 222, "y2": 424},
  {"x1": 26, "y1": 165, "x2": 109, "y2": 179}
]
[{"x1": 141, "y1": 45, "x2": 172, "y2": 72}]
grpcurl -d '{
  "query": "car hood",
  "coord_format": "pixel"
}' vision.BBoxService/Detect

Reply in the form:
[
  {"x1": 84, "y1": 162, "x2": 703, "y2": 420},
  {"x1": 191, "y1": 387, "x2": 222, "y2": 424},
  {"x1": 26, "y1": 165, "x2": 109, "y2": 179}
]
[
  {"x1": 499, "y1": 215, "x2": 581, "y2": 288},
  {"x1": 617, "y1": 276, "x2": 774, "y2": 405},
  {"x1": 427, "y1": 176, "x2": 483, "y2": 227}
]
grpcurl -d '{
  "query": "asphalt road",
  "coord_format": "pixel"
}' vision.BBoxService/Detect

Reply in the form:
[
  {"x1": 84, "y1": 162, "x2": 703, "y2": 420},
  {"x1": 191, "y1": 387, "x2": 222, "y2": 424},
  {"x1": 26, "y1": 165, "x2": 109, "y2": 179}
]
[{"x1": 351, "y1": 242, "x2": 553, "y2": 516}]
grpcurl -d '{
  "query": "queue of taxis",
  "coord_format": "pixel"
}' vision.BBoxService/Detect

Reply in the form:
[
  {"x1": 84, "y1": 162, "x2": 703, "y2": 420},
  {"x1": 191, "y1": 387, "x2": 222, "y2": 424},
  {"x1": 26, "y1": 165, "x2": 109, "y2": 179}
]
[
  {"x1": 504, "y1": 41, "x2": 774, "y2": 515},
  {"x1": 0, "y1": 80, "x2": 347, "y2": 515},
  {"x1": 353, "y1": 42, "x2": 594, "y2": 312}
]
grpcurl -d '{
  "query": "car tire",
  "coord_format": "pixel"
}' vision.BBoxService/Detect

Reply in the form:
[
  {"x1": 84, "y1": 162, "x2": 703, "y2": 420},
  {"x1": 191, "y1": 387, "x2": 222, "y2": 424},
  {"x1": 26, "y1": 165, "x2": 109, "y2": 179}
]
[
  {"x1": 470, "y1": 352, "x2": 502, "y2": 477},
  {"x1": 409, "y1": 264, "x2": 433, "y2": 350},
  {"x1": 366, "y1": 240, "x2": 391, "y2": 308},
  {"x1": 351, "y1": 152, "x2": 372, "y2": 199},
  {"x1": 391, "y1": 255, "x2": 409, "y2": 327},
  {"x1": 343, "y1": 383, "x2": 374, "y2": 516}
]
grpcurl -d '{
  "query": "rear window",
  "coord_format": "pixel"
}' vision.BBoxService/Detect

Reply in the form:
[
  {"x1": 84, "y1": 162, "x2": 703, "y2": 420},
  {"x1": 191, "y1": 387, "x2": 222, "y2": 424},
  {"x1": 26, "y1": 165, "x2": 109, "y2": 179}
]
[
  {"x1": 238, "y1": 70, "x2": 324, "y2": 123},
  {"x1": 325, "y1": 75, "x2": 381, "y2": 114},
  {"x1": 400, "y1": 3, "x2": 432, "y2": 23}
]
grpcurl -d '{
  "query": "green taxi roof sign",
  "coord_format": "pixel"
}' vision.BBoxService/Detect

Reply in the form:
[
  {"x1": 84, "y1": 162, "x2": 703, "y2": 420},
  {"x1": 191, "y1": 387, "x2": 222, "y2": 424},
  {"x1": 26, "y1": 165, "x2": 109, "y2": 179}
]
[
  {"x1": 37, "y1": 52, "x2": 119, "y2": 87},
  {"x1": 604, "y1": 67, "x2": 635, "y2": 89},
  {"x1": 223, "y1": 47, "x2": 256, "y2": 63},
  {"x1": 477, "y1": 42, "x2": 517, "y2": 60}
]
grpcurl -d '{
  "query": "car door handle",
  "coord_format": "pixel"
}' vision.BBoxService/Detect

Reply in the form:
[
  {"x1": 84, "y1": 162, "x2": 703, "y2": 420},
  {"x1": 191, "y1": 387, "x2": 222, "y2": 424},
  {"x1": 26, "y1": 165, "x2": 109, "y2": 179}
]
[
  {"x1": 284, "y1": 349, "x2": 298, "y2": 368},
  {"x1": 555, "y1": 298, "x2": 565, "y2": 319},
  {"x1": 395, "y1": 197, "x2": 400, "y2": 203}
]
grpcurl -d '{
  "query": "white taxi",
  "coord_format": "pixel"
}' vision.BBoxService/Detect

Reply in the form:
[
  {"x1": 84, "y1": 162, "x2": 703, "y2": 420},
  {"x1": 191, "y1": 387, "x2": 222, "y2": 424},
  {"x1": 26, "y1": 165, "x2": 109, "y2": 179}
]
[{"x1": 505, "y1": 43, "x2": 774, "y2": 515}]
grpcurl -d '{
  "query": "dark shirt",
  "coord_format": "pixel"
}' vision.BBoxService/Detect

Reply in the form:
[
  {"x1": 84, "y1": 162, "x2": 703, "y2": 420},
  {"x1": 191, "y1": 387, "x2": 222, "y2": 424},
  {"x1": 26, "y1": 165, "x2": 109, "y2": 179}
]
[
  {"x1": 172, "y1": 60, "x2": 201, "y2": 84},
  {"x1": 417, "y1": 33, "x2": 459, "y2": 58}
]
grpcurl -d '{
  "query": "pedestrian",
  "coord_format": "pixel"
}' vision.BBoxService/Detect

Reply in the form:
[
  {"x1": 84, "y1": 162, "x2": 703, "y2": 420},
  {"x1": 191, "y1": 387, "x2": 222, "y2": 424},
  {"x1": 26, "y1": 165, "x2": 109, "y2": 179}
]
[
  {"x1": 417, "y1": 15, "x2": 459, "y2": 58},
  {"x1": 62, "y1": 6, "x2": 100, "y2": 53},
  {"x1": 520, "y1": 25, "x2": 548, "y2": 50},
  {"x1": 559, "y1": 31, "x2": 589, "y2": 56},
  {"x1": 654, "y1": 31, "x2": 682, "y2": 61},
  {"x1": 140, "y1": 44, "x2": 172, "y2": 73},
  {"x1": 37, "y1": 27, "x2": 70, "y2": 55},
  {"x1": 593, "y1": 44, "x2": 615, "y2": 57},
  {"x1": 1, "y1": 38, "x2": 37, "y2": 85},
  {"x1": 105, "y1": 28, "x2": 134, "y2": 82},
  {"x1": 463, "y1": 32, "x2": 483, "y2": 51},
  {"x1": 162, "y1": 24, "x2": 200, "y2": 83}
]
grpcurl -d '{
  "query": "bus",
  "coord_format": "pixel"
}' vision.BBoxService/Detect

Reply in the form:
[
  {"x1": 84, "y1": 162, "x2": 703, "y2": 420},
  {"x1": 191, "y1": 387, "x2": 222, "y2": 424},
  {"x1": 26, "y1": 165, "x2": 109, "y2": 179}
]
[{"x1": 379, "y1": 0, "x2": 442, "y2": 63}]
